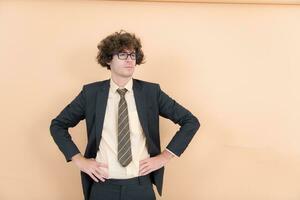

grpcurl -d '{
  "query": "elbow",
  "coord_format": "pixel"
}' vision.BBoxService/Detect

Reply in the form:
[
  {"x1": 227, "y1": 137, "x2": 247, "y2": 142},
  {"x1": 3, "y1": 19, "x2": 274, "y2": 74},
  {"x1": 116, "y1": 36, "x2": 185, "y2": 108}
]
[
  {"x1": 49, "y1": 119, "x2": 56, "y2": 137},
  {"x1": 181, "y1": 112, "x2": 201, "y2": 132},
  {"x1": 49, "y1": 118, "x2": 61, "y2": 137},
  {"x1": 192, "y1": 115, "x2": 201, "y2": 132}
]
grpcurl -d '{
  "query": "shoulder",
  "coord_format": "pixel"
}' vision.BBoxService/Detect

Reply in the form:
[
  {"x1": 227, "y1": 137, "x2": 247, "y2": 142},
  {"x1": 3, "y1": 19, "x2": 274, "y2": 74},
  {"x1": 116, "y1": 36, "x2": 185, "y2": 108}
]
[
  {"x1": 82, "y1": 79, "x2": 109, "y2": 90},
  {"x1": 133, "y1": 78, "x2": 160, "y2": 89},
  {"x1": 81, "y1": 78, "x2": 162, "y2": 92}
]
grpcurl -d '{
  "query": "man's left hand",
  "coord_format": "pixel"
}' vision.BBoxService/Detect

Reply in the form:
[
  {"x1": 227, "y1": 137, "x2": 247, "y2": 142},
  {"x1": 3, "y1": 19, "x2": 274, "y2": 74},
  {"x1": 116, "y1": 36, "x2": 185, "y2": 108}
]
[{"x1": 139, "y1": 149, "x2": 174, "y2": 176}]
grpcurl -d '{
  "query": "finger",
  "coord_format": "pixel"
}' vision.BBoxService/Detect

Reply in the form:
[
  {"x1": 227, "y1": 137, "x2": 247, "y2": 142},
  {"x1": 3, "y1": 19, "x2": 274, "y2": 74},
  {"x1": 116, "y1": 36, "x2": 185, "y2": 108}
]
[
  {"x1": 96, "y1": 175, "x2": 106, "y2": 182},
  {"x1": 139, "y1": 162, "x2": 149, "y2": 171},
  {"x1": 95, "y1": 167, "x2": 109, "y2": 179},
  {"x1": 139, "y1": 165, "x2": 150, "y2": 176},
  {"x1": 139, "y1": 159, "x2": 149, "y2": 167},
  {"x1": 144, "y1": 169, "x2": 152, "y2": 175},
  {"x1": 99, "y1": 177, "x2": 106, "y2": 182},
  {"x1": 94, "y1": 174, "x2": 105, "y2": 182},
  {"x1": 87, "y1": 171, "x2": 99, "y2": 182},
  {"x1": 140, "y1": 168, "x2": 152, "y2": 176},
  {"x1": 97, "y1": 162, "x2": 108, "y2": 168},
  {"x1": 139, "y1": 164, "x2": 149, "y2": 174},
  {"x1": 139, "y1": 158, "x2": 149, "y2": 165},
  {"x1": 92, "y1": 168, "x2": 106, "y2": 181}
]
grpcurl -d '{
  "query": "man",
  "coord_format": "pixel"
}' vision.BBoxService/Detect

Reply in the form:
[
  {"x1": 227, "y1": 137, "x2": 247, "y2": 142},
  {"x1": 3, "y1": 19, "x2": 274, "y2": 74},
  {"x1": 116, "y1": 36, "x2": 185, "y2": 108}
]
[{"x1": 50, "y1": 30, "x2": 200, "y2": 200}]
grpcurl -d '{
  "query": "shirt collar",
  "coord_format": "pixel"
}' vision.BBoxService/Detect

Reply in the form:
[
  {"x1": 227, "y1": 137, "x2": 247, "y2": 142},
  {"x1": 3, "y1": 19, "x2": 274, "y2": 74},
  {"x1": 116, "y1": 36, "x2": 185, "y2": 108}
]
[{"x1": 109, "y1": 77, "x2": 133, "y2": 94}]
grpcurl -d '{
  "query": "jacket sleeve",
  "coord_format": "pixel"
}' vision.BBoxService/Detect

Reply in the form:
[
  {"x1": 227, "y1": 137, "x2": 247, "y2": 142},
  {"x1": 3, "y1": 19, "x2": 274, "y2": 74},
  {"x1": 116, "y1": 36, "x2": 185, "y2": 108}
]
[
  {"x1": 157, "y1": 84, "x2": 200, "y2": 157},
  {"x1": 49, "y1": 86, "x2": 86, "y2": 162}
]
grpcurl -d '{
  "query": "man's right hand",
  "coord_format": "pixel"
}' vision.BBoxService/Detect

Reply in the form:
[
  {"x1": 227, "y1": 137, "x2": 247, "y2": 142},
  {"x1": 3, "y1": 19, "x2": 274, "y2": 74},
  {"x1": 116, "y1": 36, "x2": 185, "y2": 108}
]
[{"x1": 71, "y1": 153, "x2": 109, "y2": 182}]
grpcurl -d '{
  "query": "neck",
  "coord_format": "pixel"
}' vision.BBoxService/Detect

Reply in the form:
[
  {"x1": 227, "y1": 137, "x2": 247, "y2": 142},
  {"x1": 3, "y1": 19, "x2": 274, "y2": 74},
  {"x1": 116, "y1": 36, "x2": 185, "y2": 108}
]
[{"x1": 111, "y1": 74, "x2": 132, "y2": 88}]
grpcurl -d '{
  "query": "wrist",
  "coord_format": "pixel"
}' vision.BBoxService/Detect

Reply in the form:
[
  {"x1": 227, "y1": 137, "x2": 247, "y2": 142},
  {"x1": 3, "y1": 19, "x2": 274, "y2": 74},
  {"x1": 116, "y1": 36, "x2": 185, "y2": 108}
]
[
  {"x1": 72, "y1": 153, "x2": 84, "y2": 165},
  {"x1": 161, "y1": 149, "x2": 174, "y2": 161}
]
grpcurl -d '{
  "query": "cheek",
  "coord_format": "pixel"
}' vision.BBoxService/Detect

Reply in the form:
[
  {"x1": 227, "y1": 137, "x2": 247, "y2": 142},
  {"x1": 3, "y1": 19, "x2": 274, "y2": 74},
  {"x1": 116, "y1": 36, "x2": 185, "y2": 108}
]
[
  {"x1": 112, "y1": 60, "x2": 123, "y2": 68},
  {"x1": 111, "y1": 57, "x2": 122, "y2": 65}
]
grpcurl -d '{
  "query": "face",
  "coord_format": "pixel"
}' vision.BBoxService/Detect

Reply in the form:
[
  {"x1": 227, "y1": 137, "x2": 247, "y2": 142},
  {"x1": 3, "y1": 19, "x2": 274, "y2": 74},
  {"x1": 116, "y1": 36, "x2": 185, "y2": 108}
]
[{"x1": 107, "y1": 48, "x2": 136, "y2": 79}]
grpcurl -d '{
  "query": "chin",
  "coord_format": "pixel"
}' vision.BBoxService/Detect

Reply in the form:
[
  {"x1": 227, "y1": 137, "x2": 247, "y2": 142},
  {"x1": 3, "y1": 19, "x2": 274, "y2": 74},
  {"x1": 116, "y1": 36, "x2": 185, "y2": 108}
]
[{"x1": 120, "y1": 73, "x2": 134, "y2": 78}]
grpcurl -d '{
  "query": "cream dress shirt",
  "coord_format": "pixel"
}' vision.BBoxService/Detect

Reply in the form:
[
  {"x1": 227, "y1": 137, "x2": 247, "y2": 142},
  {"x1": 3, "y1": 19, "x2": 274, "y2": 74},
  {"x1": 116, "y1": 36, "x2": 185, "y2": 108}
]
[{"x1": 95, "y1": 78, "x2": 150, "y2": 179}]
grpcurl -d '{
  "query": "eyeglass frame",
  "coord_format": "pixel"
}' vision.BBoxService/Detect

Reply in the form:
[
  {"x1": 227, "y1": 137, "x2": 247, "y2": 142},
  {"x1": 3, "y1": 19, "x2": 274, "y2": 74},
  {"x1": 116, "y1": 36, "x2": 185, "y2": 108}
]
[{"x1": 113, "y1": 51, "x2": 137, "y2": 60}]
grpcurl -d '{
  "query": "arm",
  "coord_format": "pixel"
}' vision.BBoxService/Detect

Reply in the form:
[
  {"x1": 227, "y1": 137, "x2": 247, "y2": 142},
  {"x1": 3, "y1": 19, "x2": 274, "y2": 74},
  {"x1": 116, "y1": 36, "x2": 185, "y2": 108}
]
[
  {"x1": 139, "y1": 84, "x2": 200, "y2": 176},
  {"x1": 49, "y1": 86, "x2": 86, "y2": 162},
  {"x1": 49, "y1": 86, "x2": 110, "y2": 182},
  {"x1": 157, "y1": 84, "x2": 200, "y2": 157}
]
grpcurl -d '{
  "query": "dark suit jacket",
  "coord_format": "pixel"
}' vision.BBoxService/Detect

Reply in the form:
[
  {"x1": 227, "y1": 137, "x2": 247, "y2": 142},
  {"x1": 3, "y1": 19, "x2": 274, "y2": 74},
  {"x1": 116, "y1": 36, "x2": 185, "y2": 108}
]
[{"x1": 50, "y1": 78, "x2": 200, "y2": 200}]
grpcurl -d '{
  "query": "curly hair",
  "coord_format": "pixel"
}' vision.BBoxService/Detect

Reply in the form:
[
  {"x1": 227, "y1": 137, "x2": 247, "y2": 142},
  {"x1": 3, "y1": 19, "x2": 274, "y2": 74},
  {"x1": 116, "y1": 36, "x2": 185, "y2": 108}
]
[{"x1": 96, "y1": 30, "x2": 146, "y2": 70}]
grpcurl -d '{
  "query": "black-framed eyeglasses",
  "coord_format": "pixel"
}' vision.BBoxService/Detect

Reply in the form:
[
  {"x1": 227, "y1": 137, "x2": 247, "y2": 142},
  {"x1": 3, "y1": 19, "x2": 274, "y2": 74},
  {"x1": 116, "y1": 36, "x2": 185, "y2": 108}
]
[{"x1": 114, "y1": 52, "x2": 136, "y2": 60}]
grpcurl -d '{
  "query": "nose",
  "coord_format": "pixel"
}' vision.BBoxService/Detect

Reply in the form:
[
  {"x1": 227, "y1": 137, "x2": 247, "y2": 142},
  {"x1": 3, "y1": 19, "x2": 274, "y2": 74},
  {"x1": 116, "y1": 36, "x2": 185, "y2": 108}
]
[
  {"x1": 125, "y1": 57, "x2": 135, "y2": 63},
  {"x1": 126, "y1": 55, "x2": 134, "y2": 61}
]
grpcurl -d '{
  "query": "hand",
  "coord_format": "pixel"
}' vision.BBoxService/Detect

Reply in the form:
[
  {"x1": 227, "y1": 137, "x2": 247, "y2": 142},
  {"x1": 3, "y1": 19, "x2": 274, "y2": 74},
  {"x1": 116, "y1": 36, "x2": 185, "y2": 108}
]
[
  {"x1": 139, "y1": 150, "x2": 174, "y2": 176},
  {"x1": 72, "y1": 153, "x2": 108, "y2": 182}
]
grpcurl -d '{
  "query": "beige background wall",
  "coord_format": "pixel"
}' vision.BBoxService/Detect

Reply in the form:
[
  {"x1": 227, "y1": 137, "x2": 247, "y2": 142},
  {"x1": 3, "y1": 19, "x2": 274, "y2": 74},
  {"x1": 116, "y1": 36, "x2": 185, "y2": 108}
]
[
  {"x1": 1, "y1": 0, "x2": 300, "y2": 199},
  {"x1": 138, "y1": 0, "x2": 300, "y2": 4}
]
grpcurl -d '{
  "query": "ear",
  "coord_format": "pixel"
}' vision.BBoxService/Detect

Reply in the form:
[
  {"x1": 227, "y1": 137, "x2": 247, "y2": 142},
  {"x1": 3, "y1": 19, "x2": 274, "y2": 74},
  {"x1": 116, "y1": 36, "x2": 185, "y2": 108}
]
[{"x1": 107, "y1": 55, "x2": 113, "y2": 65}]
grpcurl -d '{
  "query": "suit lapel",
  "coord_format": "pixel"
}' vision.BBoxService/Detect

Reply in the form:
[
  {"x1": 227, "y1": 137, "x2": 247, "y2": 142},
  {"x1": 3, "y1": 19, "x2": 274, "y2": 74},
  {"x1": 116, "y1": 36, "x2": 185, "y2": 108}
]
[
  {"x1": 94, "y1": 79, "x2": 109, "y2": 148},
  {"x1": 132, "y1": 79, "x2": 151, "y2": 146},
  {"x1": 94, "y1": 78, "x2": 151, "y2": 152}
]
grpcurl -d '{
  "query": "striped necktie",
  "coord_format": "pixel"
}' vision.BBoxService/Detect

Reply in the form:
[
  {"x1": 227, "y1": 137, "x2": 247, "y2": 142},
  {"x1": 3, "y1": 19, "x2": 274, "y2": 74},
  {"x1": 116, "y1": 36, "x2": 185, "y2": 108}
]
[{"x1": 117, "y1": 88, "x2": 132, "y2": 167}]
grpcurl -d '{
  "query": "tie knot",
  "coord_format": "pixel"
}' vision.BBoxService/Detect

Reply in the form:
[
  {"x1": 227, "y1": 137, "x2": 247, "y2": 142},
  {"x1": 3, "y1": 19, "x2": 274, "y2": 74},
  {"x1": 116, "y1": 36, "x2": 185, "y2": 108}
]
[{"x1": 117, "y1": 88, "x2": 127, "y2": 97}]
